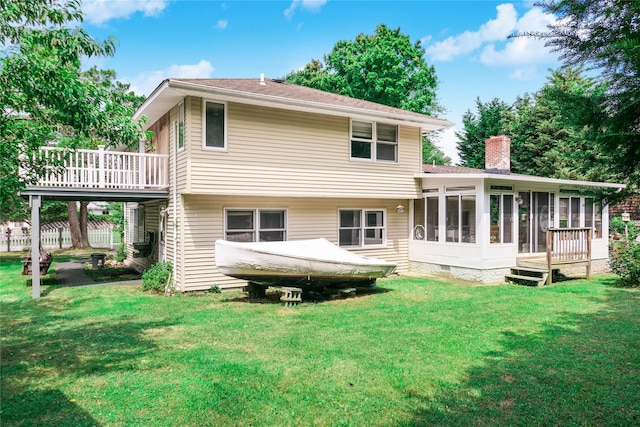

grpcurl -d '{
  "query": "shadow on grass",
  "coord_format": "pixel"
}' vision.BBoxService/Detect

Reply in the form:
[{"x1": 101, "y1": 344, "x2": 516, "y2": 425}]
[
  {"x1": 401, "y1": 281, "x2": 640, "y2": 426},
  {"x1": 1, "y1": 296, "x2": 174, "y2": 426},
  {"x1": 232, "y1": 285, "x2": 393, "y2": 305},
  {"x1": 1, "y1": 389, "x2": 100, "y2": 427}
]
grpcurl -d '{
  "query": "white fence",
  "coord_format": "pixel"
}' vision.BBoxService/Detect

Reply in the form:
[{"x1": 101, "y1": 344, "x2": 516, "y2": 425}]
[{"x1": 1, "y1": 228, "x2": 115, "y2": 252}]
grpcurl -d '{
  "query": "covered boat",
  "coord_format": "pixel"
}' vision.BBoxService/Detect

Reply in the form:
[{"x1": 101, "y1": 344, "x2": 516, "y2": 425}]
[{"x1": 215, "y1": 238, "x2": 397, "y2": 287}]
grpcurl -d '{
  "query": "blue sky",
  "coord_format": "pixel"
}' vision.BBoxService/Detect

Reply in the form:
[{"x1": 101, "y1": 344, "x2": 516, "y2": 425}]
[{"x1": 81, "y1": 0, "x2": 562, "y2": 163}]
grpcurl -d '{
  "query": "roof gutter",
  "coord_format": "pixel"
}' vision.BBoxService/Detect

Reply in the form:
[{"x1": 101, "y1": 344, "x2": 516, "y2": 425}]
[{"x1": 414, "y1": 172, "x2": 626, "y2": 189}]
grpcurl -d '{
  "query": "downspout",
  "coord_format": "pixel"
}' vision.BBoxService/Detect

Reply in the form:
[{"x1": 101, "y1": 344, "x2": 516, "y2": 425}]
[{"x1": 172, "y1": 119, "x2": 178, "y2": 290}]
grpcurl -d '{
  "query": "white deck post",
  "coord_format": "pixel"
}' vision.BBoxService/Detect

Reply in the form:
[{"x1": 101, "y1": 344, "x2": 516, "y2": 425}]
[
  {"x1": 30, "y1": 195, "x2": 41, "y2": 298},
  {"x1": 98, "y1": 145, "x2": 106, "y2": 188},
  {"x1": 139, "y1": 141, "x2": 146, "y2": 189}
]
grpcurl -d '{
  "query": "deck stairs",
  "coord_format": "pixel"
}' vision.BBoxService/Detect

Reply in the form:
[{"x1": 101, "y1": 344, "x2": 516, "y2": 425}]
[{"x1": 505, "y1": 266, "x2": 549, "y2": 287}]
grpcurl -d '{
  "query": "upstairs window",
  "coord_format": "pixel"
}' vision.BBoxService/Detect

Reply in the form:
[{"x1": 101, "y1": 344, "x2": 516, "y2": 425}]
[
  {"x1": 204, "y1": 100, "x2": 226, "y2": 149},
  {"x1": 350, "y1": 120, "x2": 397, "y2": 162},
  {"x1": 176, "y1": 101, "x2": 185, "y2": 150}
]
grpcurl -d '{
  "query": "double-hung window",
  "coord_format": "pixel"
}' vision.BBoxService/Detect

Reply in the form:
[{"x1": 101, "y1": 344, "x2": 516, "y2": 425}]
[
  {"x1": 339, "y1": 209, "x2": 385, "y2": 247},
  {"x1": 225, "y1": 209, "x2": 286, "y2": 242},
  {"x1": 203, "y1": 100, "x2": 226, "y2": 149},
  {"x1": 350, "y1": 120, "x2": 398, "y2": 162}
]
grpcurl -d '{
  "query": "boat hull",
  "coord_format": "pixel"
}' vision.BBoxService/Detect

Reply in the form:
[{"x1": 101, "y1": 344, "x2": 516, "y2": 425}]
[{"x1": 215, "y1": 238, "x2": 396, "y2": 288}]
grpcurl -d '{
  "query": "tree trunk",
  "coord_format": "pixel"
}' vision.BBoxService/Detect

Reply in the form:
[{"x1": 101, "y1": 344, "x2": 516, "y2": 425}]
[
  {"x1": 68, "y1": 201, "x2": 82, "y2": 248},
  {"x1": 79, "y1": 201, "x2": 90, "y2": 247}
]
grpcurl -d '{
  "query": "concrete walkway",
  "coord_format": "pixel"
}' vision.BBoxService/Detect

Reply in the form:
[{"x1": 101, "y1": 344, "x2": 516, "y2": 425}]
[{"x1": 55, "y1": 259, "x2": 142, "y2": 287}]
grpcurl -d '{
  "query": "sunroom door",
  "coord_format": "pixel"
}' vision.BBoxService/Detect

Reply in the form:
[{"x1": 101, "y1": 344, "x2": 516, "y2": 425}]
[{"x1": 518, "y1": 191, "x2": 553, "y2": 254}]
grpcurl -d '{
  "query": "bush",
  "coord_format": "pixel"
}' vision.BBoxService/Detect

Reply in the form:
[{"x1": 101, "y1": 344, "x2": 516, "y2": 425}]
[
  {"x1": 609, "y1": 216, "x2": 638, "y2": 241},
  {"x1": 115, "y1": 242, "x2": 127, "y2": 262},
  {"x1": 609, "y1": 240, "x2": 640, "y2": 286},
  {"x1": 142, "y1": 261, "x2": 173, "y2": 293}
]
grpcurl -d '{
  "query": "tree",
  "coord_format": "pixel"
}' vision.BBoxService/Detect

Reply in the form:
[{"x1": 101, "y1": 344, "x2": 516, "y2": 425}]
[
  {"x1": 0, "y1": 0, "x2": 146, "y2": 216},
  {"x1": 523, "y1": 0, "x2": 640, "y2": 196},
  {"x1": 286, "y1": 24, "x2": 442, "y2": 115},
  {"x1": 422, "y1": 135, "x2": 452, "y2": 165},
  {"x1": 285, "y1": 24, "x2": 444, "y2": 164},
  {"x1": 456, "y1": 98, "x2": 512, "y2": 169}
]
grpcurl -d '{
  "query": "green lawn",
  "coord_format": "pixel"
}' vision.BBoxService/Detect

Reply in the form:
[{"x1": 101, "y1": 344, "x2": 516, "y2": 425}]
[{"x1": 1, "y1": 253, "x2": 639, "y2": 427}]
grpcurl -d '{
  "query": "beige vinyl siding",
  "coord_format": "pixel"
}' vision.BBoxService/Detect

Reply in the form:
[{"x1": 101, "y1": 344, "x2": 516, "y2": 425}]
[
  {"x1": 181, "y1": 194, "x2": 409, "y2": 291},
  {"x1": 186, "y1": 100, "x2": 423, "y2": 199}
]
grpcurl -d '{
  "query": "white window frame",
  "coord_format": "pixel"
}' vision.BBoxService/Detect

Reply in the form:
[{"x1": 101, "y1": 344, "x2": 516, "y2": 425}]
[
  {"x1": 559, "y1": 196, "x2": 603, "y2": 239},
  {"x1": 224, "y1": 208, "x2": 287, "y2": 242},
  {"x1": 129, "y1": 204, "x2": 145, "y2": 244},
  {"x1": 175, "y1": 101, "x2": 185, "y2": 151},
  {"x1": 338, "y1": 209, "x2": 386, "y2": 248},
  {"x1": 350, "y1": 120, "x2": 398, "y2": 163},
  {"x1": 202, "y1": 99, "x2": 228, "y2": 151},
  {"x1": 489, "y1": 193, "x2": 515, "y2": 244},
  {"x1": 444, "y1": 187, "x2": 477, "y2": 244}
]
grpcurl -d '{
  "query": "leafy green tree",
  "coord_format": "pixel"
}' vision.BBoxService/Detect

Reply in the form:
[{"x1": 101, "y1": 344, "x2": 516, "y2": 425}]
[
  {"x1": 286, "y1": 24, "x2": 442, "y2": 115},
  {"x1": 422, "y1": 135, "x2": 452, "y2": 165},
  {"x1": 524, "y1": 0, "x2": 640, "y2": 196},
  {"x1": 456, "y1": 98, "x2": 512, "y2": 169},
  {"x1": 285, "y1": 24, "x2": 444, "y2": 163},
  {"x1": 0, "y1": 0, "x2": 146, "y2": 218},
  {"x1": 508, "y1": 66, "x2": 606, "y2": 180}
]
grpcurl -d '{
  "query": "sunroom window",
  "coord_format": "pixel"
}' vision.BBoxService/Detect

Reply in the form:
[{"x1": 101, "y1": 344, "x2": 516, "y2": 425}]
[
  {"x1": 490, "y1": 194, "x2": 514, "y2": 244},
  {"x1": 446, "y1": 193, "x2": 476, "y2": 243}
]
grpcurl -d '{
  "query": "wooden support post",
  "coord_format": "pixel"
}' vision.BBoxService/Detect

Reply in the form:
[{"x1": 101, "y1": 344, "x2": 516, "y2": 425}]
[
  {"x1": 546, "y1": 229, "x2": 553, "y2": 286},
  {"x1": 30, "y1": 195, "x2": 41, "y2": 298}
]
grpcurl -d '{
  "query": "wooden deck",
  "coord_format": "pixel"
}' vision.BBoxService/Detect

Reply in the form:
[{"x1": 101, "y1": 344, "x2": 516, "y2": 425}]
[{"x1": 508, "y1": 228, "x2": 592, "y2": 286}]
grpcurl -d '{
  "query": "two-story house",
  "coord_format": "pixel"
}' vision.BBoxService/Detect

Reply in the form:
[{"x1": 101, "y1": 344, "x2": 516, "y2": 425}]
[{"x1": 23, "y1": 76, "x2": 625, "y2": 297}]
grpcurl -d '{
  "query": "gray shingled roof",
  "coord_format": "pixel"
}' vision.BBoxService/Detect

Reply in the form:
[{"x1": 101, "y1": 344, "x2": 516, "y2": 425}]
[
  {"x1": 422, "y1": 164, "x2": 486, "y2": 174},
  {"x1": 173, "y1": 78, "x2": 449, "y2": 124}
]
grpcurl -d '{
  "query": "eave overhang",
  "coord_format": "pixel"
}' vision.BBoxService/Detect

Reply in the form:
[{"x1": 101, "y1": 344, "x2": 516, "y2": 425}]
[
  {"x1": 134, "y1": 79, "x2": 453, "y2": 133},
  {"x1": 414, "y1": 172, "x2": 626, "y2": 190}
]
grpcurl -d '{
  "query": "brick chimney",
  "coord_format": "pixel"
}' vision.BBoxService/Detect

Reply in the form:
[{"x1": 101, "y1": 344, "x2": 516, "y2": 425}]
[{"x1": 485, "y1": 135, "x2": 511, "y2": 174}]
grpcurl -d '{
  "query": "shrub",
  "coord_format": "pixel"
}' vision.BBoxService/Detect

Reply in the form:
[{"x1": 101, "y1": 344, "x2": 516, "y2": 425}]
[
  {"x1": 609, "y1": 216, "x2": 638, "y2": 241},
  {"x1": 115, "y1": 242, "x2": 127, "y2": 262},
  {"x1": 142, "y1": 261, "x2": 173, "y2": 293},
  {"x1": 609, "y1": 240, "x2": 640, "y2": 286}
]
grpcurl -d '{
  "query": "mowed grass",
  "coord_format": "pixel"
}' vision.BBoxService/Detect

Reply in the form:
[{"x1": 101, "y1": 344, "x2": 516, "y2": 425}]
[{"x1": 1, "y1": 253, "x2": 639, "y2": 427}]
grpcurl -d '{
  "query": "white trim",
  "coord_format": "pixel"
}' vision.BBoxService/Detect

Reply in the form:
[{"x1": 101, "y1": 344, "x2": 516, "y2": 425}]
[
  {"x1": 416, "y1": 172, "x2": 626, "y2": 189},
  {"x1": 338, "y1": 208, "x2": 387, "y2": 248},
  {"x1": 202, "y1": 99, "x2": 228, "y2": 151},
  {"x1": 223, "y1": 208, "x2": 288, "y2": 242},
  {"x1": 349, "y1": 119, "x2": 398, "y2": 163}
]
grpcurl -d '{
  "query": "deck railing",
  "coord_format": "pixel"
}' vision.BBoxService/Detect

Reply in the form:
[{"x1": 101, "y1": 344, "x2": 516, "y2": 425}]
[
  {"x1": 29, "y1": 146, "x2": 168, "y2": 190},
  {"x1": 545, "y1": 227, "x2": 592, "y2": 285}
]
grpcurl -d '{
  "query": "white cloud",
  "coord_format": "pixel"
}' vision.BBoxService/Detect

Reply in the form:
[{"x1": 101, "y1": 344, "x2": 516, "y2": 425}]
[
  {"x1": 425, "y1": 3, "x2": 558, "y2": 70},
  {"x1": 129, "y1": 60, "x2": 215, "y2": 96},
  {"x1": 284, "y1": 0, "x2": 327, "y2": 19},
  {"x1": 216, "y1": 20, "x2": 228, "y2": 30},
  {"x1": 82, "y1": 0, "x2": 168, "y2": 25},
  {"x1": 425, "y1": 3, "x2": 517, "y2": 61}
]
